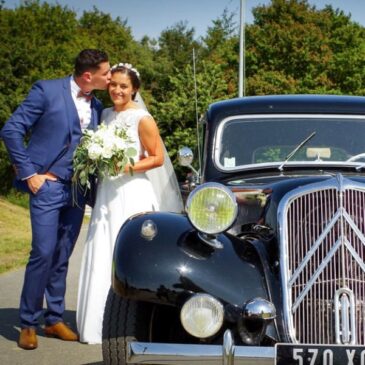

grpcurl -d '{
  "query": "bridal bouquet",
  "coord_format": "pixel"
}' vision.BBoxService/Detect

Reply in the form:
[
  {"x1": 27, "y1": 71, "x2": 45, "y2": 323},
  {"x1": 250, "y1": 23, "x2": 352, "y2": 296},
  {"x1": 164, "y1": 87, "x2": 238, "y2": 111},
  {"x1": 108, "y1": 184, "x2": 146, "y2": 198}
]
[{"x1": 73, "y1": 123, "x2": 137, "y2": 188}]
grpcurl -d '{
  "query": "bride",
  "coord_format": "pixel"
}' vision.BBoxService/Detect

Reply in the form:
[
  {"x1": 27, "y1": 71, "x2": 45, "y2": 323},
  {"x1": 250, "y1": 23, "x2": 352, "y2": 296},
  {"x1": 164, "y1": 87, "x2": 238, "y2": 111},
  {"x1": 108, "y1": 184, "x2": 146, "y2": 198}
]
[{"x1": 76, "y1": 62, "x2": 182, "y2": 344}]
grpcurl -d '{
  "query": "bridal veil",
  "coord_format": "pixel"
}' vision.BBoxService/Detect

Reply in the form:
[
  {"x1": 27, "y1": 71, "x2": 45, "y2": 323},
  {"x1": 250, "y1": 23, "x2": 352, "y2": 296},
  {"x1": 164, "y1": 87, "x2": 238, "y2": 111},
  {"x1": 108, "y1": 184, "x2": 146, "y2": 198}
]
[{"x1": 135, "y1": 92, "x2": 184, "y2": 213}]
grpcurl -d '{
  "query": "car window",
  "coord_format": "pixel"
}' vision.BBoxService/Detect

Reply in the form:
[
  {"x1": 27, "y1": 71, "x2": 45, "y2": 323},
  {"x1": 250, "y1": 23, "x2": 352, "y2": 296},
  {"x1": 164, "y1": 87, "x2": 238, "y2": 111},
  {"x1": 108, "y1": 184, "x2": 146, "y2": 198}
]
[{"x1": 216, "y1": 115, "x2": 365, "y2": 170}]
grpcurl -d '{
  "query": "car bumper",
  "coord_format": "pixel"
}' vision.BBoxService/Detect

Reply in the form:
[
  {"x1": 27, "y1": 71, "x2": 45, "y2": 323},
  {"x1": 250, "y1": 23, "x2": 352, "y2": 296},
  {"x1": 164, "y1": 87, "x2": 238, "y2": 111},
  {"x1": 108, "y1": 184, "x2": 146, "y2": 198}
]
[{"x1": 128, "y1": 330, "x2": 275, "y2": 365}]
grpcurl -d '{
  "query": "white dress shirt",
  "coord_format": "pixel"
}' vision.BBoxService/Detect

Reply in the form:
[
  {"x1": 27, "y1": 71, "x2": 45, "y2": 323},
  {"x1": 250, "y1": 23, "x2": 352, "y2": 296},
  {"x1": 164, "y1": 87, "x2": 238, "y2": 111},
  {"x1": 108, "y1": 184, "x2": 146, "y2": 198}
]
[{"x1": 71, "y1": 77, "x2": 92, "y2": 130}]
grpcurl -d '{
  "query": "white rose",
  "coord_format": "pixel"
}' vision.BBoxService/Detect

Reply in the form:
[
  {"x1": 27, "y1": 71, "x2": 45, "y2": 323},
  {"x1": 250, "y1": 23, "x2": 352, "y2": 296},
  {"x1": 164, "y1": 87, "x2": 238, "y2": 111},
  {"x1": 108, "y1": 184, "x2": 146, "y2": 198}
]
[
  {"x1": 114, "y1": 136, "x2": 127, "y2": 150},
  {"x1": 88, "y1": 143, "x2": 103, "y2": 160},
  {"x1": 126, "y1": 129, "x2": 134, "y2": 141},
  {"x1": 103, "y1": 135, "x2": 116, "y2": 152},
  {"x1": 94, "y1": 124, "x2": 108, "y2": 140},
  {"x1": 101, "y1": 128, "x2": 115, "y2": 144},
  {"x1": 102, "y1": 145, "x2": 114, "y2": 159}
]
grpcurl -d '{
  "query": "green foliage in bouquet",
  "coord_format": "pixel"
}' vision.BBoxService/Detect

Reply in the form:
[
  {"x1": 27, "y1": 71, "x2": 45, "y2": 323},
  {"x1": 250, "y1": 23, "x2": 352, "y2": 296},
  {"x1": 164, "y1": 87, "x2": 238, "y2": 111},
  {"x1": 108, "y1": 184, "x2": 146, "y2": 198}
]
[{"x1": 73, "y1": 123, "x2": 137, "y2": 188}]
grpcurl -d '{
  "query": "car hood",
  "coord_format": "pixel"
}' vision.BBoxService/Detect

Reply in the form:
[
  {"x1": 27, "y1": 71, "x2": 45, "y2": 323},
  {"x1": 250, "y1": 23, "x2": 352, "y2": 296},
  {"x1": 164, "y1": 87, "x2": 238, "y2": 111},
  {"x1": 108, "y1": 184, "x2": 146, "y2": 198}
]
[{"x1": 227, "y1": 173, "x2": 365, "y2": 233}]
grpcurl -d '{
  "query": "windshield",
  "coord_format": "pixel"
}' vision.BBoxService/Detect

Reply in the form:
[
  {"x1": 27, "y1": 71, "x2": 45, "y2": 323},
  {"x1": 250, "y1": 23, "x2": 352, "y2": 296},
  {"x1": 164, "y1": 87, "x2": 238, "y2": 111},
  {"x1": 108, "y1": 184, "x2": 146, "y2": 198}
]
[{"x1": 215, "y1": 115, "x2": 365, "y2": 171}]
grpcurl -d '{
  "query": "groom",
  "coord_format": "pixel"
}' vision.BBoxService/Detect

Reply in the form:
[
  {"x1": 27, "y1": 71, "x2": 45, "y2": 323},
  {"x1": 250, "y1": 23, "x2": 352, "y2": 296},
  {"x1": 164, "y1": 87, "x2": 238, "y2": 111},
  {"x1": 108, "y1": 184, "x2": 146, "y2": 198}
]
[{"x1": 0, "y1": 49, "x2": 111, "y2": 349}]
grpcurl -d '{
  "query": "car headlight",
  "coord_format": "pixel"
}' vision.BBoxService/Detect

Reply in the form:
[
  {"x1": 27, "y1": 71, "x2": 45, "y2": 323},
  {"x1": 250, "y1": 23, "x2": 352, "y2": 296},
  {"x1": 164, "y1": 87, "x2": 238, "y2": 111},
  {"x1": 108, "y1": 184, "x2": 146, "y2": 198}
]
[
  {"x1": 186, "y1": 182, "x2": 238, "y2": 234},
  {"x1": 180, "y1": 294, "x2": 224, "y2": 338}
]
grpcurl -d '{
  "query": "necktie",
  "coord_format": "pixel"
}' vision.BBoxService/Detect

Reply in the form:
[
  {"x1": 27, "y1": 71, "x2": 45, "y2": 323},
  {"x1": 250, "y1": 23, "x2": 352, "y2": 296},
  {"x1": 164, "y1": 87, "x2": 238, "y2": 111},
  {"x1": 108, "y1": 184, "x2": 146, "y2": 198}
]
[{"x1": 77, "y1": 90, "x2": 93, "y2": 101}]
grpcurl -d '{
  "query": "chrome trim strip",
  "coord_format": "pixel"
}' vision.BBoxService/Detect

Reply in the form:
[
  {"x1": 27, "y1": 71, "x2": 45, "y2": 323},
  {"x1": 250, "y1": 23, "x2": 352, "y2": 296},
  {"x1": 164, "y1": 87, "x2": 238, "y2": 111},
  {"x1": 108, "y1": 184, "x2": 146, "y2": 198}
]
[
  {"x1": 334, "y1": 288, "x2": 357, "y2": 344},
  {"x1": 288, "y1": 209, "x2": 341, "y2": 287},
  {"x1": 292, "y1": 238, "x2": 342, "y2": 312},
  {"x1": 128, "y1": 343, "x2": 275, "y2": 365},
  {"x1": 216, "y1": 161, "x2": 365, "y2": 173},
  {"x1": 289, "y1": 206, "x2": 365, "y2": 292},
  {"x1": 223, "y1": 330, "x2": 235, "y2": 365},
  {"x1": 342, "y1": 209, "x2": 365, "y2": 246},
  {"x1": 343, "y1": 237, "x2": 365, "y2": 274},
  {"x1": 340, "y1": 292, "x2": 351, "y2": 344}
]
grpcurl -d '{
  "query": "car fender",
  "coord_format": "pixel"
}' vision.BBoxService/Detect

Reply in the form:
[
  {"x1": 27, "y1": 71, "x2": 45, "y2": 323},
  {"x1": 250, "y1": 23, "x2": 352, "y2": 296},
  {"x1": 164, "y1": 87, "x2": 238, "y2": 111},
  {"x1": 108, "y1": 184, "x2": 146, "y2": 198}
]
[{"x1": 112, "y1": 211, "x2": 269, "y2": 309}]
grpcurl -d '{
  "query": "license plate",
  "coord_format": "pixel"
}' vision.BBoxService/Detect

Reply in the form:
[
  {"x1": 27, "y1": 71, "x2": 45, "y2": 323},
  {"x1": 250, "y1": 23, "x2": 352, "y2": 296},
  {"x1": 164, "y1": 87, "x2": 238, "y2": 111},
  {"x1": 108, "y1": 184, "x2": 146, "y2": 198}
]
[{"x1": 276, "y1": 344, "x2": 365, "y2": 365}]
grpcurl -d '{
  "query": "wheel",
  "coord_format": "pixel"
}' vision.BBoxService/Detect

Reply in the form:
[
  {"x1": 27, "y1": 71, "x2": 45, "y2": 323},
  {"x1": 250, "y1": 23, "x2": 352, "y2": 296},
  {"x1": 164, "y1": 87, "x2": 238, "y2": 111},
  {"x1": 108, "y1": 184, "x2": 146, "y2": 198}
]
[
  {"x1": 102, "y1": 288, "x2": 151, "y2": 365},
  {"x1": 102, "y1": 287, "x2": 197, "y2": 364}
]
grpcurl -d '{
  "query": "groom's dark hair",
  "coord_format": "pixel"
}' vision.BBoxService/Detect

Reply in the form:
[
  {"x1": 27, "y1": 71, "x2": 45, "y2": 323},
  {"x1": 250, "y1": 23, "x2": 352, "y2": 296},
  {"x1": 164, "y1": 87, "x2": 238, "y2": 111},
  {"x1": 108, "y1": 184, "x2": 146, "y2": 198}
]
[{"x1": 74, "y1": 49, "x2": 109, "y2": 76}]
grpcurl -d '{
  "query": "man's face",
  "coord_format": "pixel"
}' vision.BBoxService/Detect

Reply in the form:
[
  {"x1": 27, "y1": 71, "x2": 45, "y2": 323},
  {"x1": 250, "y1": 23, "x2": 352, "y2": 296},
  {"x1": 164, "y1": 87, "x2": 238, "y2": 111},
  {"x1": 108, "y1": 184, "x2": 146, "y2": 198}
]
[{"x1": 90, "y1": 61, "x2": 111, "y2": 90}]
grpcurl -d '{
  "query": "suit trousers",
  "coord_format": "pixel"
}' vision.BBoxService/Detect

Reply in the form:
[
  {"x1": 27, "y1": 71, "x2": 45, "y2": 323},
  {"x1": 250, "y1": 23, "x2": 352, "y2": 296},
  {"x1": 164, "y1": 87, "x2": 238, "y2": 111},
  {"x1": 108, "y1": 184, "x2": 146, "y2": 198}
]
[{"x1": 19, "y1": 180, "x2": 84, "y2": 328}]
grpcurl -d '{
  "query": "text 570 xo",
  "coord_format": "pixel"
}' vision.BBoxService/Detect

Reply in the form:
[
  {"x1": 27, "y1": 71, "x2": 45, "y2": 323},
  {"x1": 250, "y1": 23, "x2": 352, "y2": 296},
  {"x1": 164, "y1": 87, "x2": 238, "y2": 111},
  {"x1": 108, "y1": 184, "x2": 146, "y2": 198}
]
[{"x1": 276, "y1": 344, "x2": 365, "y2": 365}]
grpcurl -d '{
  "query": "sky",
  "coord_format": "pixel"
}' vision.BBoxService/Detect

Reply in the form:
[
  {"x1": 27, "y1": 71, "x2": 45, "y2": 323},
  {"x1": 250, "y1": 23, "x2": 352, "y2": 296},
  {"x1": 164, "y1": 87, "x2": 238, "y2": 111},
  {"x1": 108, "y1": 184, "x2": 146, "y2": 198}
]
[{"x1": 4, "y1": 0, "x2": 365, "y2": 40}]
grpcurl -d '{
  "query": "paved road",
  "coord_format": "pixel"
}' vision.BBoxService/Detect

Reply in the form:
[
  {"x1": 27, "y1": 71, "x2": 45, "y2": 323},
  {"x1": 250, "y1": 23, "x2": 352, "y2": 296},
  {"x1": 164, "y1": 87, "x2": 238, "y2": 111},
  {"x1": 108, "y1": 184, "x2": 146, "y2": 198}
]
[{"x1": 0, "y1": 225, "x2": 103, "y2": 365}]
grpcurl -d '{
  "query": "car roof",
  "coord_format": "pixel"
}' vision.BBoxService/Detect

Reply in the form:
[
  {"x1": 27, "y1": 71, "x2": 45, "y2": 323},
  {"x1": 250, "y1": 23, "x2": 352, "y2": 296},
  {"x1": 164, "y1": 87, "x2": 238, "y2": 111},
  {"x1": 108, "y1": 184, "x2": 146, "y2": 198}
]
[{"x1": 206, "y1": 94, "x2": 365, "y2": 123}]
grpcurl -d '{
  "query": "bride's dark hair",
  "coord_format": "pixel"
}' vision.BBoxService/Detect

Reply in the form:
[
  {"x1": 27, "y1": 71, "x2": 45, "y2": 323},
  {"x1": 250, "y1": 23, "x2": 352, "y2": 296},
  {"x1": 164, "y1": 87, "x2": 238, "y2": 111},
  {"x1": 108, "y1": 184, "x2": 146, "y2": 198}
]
[{"x1": 111, "y1": 63, "x2": 141, "y2": 100}]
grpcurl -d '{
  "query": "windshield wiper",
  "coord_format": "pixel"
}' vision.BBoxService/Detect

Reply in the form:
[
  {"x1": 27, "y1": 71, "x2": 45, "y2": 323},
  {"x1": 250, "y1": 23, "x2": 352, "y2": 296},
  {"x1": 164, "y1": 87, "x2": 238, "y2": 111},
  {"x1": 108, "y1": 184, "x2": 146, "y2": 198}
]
[
  {"x1": 278, "y1": 131, "x2": 316, "y2": 171},
  {"x1": 355, "y1": 163, "x2": 365, "y2": 171}
]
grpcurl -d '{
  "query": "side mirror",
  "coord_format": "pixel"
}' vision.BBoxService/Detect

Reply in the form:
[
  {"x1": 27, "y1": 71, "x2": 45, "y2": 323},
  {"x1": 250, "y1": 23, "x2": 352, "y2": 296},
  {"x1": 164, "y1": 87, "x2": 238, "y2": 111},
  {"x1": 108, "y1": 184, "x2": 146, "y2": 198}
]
[
  {"x1": 178, "y1": 147, "x2": 194, "y2": 167},
  {"x1": 178, "y1": 147, "x2": 200, "y2": 186}
]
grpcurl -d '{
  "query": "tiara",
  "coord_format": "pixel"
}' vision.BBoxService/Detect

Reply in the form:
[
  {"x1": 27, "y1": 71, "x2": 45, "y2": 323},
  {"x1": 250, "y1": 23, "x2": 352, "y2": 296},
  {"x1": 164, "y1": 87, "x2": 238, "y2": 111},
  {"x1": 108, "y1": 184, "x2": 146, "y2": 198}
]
[{"x1": 111, "y1": 62, "x2": 140, "y2": 78}]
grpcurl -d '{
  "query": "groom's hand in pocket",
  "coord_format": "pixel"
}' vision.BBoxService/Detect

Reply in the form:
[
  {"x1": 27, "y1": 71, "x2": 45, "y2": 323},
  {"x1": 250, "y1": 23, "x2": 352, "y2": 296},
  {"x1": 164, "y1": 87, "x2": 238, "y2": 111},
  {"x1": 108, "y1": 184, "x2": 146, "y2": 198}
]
[{"x1": 27, "y1": 173, "x2": 57, "y2": 194}]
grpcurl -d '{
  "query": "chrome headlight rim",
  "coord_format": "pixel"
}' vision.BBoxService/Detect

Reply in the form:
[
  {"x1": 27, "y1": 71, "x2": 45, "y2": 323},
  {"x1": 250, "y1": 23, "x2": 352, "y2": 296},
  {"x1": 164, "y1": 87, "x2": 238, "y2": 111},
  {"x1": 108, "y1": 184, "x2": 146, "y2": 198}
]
[
  {"x1": 180, "y1": 293, "x2": 224, "y2": 339},
  {"x1": 186, "y1": 182, "x2": 238, "y2": 235}
]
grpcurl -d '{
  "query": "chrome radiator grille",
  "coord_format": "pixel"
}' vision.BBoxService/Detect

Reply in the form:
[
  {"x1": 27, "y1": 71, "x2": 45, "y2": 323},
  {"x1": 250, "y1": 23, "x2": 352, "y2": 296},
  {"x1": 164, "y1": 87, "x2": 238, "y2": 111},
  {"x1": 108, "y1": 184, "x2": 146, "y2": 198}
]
[{"x1": 279, "y1": 177, "x2": 365, "y2": 345}]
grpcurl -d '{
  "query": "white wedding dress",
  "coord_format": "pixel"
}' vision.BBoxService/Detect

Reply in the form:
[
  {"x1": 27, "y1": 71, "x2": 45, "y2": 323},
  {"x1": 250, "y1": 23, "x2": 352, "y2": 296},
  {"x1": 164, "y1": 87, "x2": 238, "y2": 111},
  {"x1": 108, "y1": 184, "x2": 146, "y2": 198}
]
[{"x1": 76, "y1": 106, "x2": 183, "y2": 344}]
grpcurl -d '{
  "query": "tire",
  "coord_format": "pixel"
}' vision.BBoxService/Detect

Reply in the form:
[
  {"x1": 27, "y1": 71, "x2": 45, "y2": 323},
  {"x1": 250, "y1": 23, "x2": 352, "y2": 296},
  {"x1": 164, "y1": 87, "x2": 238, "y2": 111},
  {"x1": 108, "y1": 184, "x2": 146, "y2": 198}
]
[
  {"x1": 102, "y1": 287, "x2": 196, "y2": 364},
  {"x1": 102, "y1": 288, "x2": 151, "y2": 365}
]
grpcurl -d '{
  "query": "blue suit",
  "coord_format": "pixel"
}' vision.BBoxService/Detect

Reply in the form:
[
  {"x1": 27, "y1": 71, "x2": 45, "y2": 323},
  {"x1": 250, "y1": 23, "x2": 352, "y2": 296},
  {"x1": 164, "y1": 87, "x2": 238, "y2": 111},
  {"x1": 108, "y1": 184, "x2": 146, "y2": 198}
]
[{"x1": 1, "y1": 76, "x2": 102, "y2": 328}]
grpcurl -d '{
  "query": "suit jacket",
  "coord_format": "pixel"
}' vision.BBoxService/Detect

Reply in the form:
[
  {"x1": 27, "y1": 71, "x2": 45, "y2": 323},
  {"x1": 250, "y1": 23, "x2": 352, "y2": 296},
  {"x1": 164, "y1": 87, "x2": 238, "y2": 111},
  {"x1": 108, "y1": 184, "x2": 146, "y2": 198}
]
[{"x1": 0, "y1": 76, "x2": 103, "y2": 198}]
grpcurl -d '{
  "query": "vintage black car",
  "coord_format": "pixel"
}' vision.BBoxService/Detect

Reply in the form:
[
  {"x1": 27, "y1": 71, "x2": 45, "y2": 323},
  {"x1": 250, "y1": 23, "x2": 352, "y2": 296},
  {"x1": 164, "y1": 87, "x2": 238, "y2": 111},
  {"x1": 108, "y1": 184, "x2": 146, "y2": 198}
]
[{"x1": 102, "y1": 94, "x2": 365, "y2": 365}]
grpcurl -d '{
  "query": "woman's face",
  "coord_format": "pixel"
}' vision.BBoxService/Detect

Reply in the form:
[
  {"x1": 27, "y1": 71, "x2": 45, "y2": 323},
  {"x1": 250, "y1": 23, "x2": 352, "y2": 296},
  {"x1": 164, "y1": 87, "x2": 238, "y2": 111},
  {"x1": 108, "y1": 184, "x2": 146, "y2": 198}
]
[{"x1": 109, "y1": 71, "x2": 136, "y2": 110}]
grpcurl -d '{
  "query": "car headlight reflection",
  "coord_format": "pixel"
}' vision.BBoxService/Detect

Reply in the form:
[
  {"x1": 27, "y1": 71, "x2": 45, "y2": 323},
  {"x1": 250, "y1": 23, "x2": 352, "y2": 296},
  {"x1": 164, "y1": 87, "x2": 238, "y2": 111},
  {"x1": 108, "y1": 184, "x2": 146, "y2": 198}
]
[
  {"x1": 186, "y1": 183, "x2": 238, "y2": 234},
  {"x1": 180, "y1": 294, "x2": 224, "y2": 338}
]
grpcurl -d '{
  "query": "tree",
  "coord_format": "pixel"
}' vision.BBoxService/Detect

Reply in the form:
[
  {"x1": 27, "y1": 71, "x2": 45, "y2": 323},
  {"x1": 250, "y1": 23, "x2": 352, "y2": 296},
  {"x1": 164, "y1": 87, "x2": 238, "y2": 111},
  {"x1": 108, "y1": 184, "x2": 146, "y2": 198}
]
[
  {"x1": 0, "y1": 0, "x2": 81, "y2": 193},
  {"x1": 202, "y1": 9, "x2": 239, "y2": 95},
  {"x1": 157, "y1": 21, "x2": 199, "y2": 71},
  {"x1": 245, "y1": 0, "x2": 365, "y2": 94},
  {"x1": 150, "y1": 22, "x2": 202, "y2": 102},
  {"x1": 152, "y1": 60, "x2": 232, "y2": 177}
]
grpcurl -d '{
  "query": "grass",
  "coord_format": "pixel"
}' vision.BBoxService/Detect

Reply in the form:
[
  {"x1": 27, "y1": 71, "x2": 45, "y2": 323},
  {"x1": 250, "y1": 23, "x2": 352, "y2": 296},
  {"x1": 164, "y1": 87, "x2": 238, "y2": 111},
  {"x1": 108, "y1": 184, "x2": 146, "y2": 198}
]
[
  {"x1": 0, "y1": 194, "x2": 91, "y2": 274},
  {"x1": 5, "y1": 189, "x2": 29, "y2": 209},
  {"x1": 0, "y1": 197, "x2": 31, "y2": 274}
]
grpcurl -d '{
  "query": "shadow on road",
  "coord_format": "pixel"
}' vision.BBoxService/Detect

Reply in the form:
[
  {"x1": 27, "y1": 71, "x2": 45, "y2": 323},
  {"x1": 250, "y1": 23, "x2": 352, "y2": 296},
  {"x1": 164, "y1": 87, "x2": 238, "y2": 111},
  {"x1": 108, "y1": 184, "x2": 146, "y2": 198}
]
[{"x1": 0, "y1": 308, "x2": 19, "y2": 342}]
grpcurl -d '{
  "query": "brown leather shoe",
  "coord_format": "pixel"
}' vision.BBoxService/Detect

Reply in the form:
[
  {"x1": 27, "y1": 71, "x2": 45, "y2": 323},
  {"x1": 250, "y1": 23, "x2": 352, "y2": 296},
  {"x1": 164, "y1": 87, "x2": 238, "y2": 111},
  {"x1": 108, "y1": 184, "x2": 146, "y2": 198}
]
[
  {"x1": 18, "y1": 328, "x2": 38, "y2": 350},
  {"x1": 44, "y1": 322, "x2": 78, "y2": 341}
]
